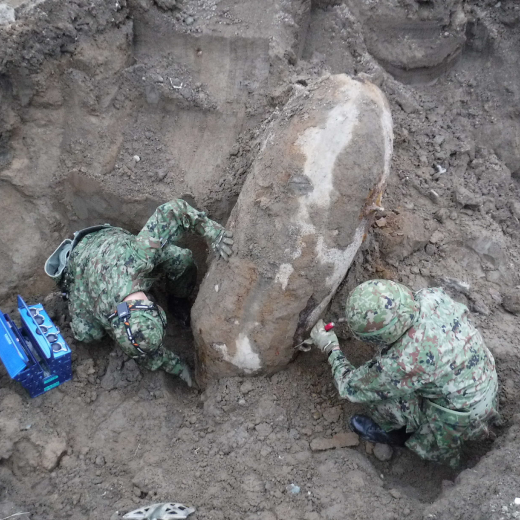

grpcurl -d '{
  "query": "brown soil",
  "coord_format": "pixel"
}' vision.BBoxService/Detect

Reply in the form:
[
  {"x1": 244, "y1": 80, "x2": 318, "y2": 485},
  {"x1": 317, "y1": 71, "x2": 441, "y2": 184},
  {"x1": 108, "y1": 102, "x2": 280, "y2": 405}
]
[{"x1": 1, "y1": 1, "x2": 520, "y2": 519}]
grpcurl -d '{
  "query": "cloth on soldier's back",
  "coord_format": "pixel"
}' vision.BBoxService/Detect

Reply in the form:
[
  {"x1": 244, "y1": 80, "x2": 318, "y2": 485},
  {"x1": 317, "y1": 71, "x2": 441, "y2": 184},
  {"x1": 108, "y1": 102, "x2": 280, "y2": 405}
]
[{"x1": 44, "y1": 224, "x2": 112, "y2": 280}]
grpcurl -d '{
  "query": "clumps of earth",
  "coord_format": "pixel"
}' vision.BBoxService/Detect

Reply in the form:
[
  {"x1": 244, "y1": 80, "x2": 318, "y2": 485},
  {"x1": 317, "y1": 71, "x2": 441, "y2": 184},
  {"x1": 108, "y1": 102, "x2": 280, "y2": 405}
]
[{"x1": 1, "y1": 1, "x2": 520, "y2": 519}]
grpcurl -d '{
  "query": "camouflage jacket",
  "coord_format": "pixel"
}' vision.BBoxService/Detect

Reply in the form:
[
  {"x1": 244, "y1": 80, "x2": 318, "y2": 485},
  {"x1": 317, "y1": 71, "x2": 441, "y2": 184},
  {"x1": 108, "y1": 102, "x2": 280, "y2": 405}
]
[
  {"x1": 63, "y1": 199, "x2": 215, "y2": 343},
  {"x1": 329, "y1": 288, "x2": 497, "y2": 412}
]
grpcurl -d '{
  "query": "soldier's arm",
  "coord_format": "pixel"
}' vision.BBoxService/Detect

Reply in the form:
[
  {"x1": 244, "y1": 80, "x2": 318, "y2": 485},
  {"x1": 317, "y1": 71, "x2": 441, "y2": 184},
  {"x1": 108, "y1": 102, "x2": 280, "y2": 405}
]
[
  {"x1": 328, "y1": 347, "x2": 432, "y2": 403},
  {"x1": 135, "y1": 199, "x2": 229, "y2": 264}
]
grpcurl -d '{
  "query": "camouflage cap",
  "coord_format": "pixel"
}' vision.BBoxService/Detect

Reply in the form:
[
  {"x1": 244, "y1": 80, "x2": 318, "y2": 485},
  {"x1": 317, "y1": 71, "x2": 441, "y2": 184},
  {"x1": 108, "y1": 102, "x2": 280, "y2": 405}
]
[
  {"x1": 110, "y1": 299, "x2": 167, "y2": 356},
  {"x1": 345, "y1": 280, "x2": 419, "y2": 347}
]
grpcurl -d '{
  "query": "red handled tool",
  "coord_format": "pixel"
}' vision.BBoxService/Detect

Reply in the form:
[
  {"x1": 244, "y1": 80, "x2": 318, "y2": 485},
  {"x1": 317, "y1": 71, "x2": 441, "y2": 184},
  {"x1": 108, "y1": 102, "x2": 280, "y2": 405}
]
[{"x1": 324, "y1": 322, "x2": 335, "y2": 332}]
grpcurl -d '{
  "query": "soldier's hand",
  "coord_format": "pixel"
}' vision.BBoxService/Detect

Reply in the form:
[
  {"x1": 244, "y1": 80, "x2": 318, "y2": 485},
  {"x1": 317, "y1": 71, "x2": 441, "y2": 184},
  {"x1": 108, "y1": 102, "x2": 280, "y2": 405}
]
[
  {"x1": 310, "y1": 319, "x2": 340, "y2": 355},
  {"x1": 204, "y1": 220, "x2": 234, "y2": 261},
  {"x1": 213, "y1": 229, "x2": 234, "y2": 261}
]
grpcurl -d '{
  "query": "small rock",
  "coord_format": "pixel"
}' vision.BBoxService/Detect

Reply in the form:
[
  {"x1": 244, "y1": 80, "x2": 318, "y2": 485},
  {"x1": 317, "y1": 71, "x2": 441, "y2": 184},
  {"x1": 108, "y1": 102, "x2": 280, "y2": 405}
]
[
  {"x1": 365, "y1": 441, "x2": 374, "y2": 455},
  {"x1": 373, "y1": 443, "x2": 393, "y2": 461},
  {"x1": 470, "y1": 296, "x2": 490, "y2": 316},
  {"x1": 0, "y1": 5, "x2": 15, "y2": 25},
  {"x1": 156, "y1": 169, "x2": 168, "y2": 181},
  {"x1": 310, "y1": 437, "x2": 334, "y2": 451},
  {"x1": 260, "y1": 446, "x2": 272, "y2": 457},
  {"x1": 428, "y1": 190, "x2": 441, "y2": 204},
  {"x1": 502, "y1": 290, "x2": 520, "y2": 315},
  {"x1": 154, "y1": 0, "x2": 176, "y2": 9},
  {"x1": 322, "y1": 406, "x2": 342, "y2": 423},
  {"x1": 122, "y1": 359, "x2": 141, "y2": 382},
  {"x1": 184, "y1": 16, "x2": 195, "y2": 25},
  {"x1": 240, "y1": 380, "x2": 254, "y2": 394},
  {"x1": 286, "y1": 483, "x2": 300, "y2": 494},
  {"x1": 177, "y1": 427, "x2": 196, "y2": 442},
  {"x1": 332, "y1": 432, "x2": 359, "y2": 448},
  {"x1": 454, "y1": 185, "x2": 481, "y2": 208},
  {"x1": 76, "y1": 359, "x2": 95, "y2": 382},
  {"x1": 101, "y1": 355, "x2": 123, "y2": 391},
  {"x1": 389, "y1": 488, "x2": 401, "y2": 499},
  {"x1": 395, "y1": 91, "x2": 420, "y2": 114},
  {"x1": 137, "y1": 388, "x2": 152, "y2": 401},
  {"x1": 429, "y1": 230, "x2": 444, "y2": 244},
  {"x1": 441, "y1": 277, "x2": 470, "y2": 295},
  {"x1": 255, "y1": 423, "x2": 273, "y2": 438},
  {"x1": 133, "y1": 155, "x2": 141, "y2": 162},
  {"x1": 132, "y1": 473, "x2": 150, "y2": 495},
  {"x1": 310, "y1": 432, "x2": 359, "y2": 451},
  {"x1": 510, "y1": 200, "x2": 520, "y2": 220},
  {"x1": 376, "y1": 217, "x2": 387, "y2": 228},
  {"x1": 95, "y1": 455, "x2": 105, "y2": 467},
  {"x1": 238, "y1": 398, "x2": 246, "y2": 406},
  {"x1": 289, "y1": 429, "x2": 300, "y2": 440},
  {"x1": 42, "y1": 437, "x2": 68, "y2": 471},
  {"x1": 434, "y1": 208, "x2": 450, "y2": 223},
  {"x1": 425, "y1": 243, "x2": 436, "y2": 256}
]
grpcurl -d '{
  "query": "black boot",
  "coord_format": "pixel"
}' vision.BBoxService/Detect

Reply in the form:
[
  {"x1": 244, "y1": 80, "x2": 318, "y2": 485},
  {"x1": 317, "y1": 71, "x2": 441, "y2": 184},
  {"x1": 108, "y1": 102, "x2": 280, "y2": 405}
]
[{"x1": 349, "y1": 414, "x2": 410, "y2": 447}]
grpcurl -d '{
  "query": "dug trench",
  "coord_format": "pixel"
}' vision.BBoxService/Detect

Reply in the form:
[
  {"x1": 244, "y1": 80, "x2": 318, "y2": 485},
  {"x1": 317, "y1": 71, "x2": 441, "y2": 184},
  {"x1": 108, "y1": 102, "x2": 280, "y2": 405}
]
[{"x1": 1, "y1": 1, "x2": 520, "y2": 519}]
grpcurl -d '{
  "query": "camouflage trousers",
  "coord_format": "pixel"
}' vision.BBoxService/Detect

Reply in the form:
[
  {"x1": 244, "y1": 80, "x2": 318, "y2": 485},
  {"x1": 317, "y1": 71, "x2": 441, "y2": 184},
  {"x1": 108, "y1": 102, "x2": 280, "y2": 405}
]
[
  {"x1": 122, "y1": 243, "x2": 196, "y2": 376},
  {"x1": 368, "y1": 381, "x2": 498, "y2": 468}
]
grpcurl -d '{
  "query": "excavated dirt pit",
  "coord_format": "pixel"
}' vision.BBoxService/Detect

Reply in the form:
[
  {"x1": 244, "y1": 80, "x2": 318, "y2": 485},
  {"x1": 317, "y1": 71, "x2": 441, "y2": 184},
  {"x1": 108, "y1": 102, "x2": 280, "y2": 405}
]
[{"x1": 1, "y1": 1, "x2": 520, "y2": 519}]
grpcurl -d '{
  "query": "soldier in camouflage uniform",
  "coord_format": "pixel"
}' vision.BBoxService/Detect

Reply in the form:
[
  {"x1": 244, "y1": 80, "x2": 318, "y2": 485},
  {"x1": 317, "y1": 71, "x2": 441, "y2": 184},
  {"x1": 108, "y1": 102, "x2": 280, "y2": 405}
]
[
  {"x1": 309, "y1": 279, "x2": 499, "y2": 467},
  {"x1": 45, "y1": 199, "x2": 233, "y2": 387}
]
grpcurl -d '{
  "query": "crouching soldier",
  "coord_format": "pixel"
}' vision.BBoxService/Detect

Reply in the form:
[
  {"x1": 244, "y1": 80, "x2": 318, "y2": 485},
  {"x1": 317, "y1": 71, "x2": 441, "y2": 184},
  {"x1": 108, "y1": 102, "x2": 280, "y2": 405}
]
[
  {"x1": 310, "y1": 279, "x2": 499, "y2": 468},
  {"x1": 44, "y1": 199, "x2": 233, "y2": 387}
]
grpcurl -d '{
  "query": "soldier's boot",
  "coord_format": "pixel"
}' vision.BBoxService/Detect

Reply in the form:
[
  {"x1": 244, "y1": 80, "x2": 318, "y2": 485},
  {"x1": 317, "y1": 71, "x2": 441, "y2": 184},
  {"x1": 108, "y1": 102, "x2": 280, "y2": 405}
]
[{"x1": 349, "y1": 415, "x2": 410, "y2": 446}]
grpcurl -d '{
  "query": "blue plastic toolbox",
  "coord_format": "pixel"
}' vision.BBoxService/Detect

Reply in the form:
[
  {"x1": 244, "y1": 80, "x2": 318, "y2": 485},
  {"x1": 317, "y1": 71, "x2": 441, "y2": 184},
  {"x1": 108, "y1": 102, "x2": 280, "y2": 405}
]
[{"x1": 0, "y1": 295, "x2": 72, "y2": 397}]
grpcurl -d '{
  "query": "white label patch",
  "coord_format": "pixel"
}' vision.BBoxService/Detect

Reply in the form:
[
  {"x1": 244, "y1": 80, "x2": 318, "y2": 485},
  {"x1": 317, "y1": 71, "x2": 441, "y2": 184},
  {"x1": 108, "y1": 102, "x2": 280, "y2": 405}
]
[
  {"x1": 211, "y1": 335, "x2": 262, "y2": 374},
  {"x1": 275, "y1": 263, "x2": 294, "y2": 291}
]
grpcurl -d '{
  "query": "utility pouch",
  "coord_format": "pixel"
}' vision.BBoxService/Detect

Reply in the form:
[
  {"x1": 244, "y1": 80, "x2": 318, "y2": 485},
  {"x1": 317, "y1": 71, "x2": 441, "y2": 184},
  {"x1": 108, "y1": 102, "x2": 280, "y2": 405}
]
[{"x1": 423, "y1": 398, "x2": 472, "y2": 447}]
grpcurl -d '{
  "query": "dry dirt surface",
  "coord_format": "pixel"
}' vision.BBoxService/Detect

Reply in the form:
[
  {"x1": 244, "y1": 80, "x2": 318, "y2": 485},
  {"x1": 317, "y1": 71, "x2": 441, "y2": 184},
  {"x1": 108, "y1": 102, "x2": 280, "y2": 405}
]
[{"x1": 1, "y1": 0, "x2": 520, "y2": 519}]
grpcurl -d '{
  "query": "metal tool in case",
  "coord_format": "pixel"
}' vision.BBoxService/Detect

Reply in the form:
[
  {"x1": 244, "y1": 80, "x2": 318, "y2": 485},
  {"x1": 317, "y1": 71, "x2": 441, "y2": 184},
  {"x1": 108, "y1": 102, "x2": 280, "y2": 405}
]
[{"x1": 0, "y1": 295, "x2": 72, "y2": 397}]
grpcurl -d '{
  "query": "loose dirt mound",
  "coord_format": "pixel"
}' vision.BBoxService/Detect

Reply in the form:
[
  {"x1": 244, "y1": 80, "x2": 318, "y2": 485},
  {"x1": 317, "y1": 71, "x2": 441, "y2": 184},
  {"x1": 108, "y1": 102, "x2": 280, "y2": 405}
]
[{"x1": 1, "y1": 1, "x2": 520, "y2": 519}]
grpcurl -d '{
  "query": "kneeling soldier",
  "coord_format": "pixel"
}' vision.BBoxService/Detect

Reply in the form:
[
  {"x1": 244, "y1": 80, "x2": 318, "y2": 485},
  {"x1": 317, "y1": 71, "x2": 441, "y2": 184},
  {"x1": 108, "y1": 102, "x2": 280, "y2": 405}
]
[
  {"x1": 310, "y1": 279, "x2": 499, "y2": 468},
  {"x1": 45, "y1": 199, "x2": 233, "y2": 387}
]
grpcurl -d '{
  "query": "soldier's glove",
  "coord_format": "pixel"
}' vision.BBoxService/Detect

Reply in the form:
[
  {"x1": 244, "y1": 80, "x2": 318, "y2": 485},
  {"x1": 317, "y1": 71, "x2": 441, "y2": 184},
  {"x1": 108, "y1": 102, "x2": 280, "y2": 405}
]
[
  {"x1": 310, "y1": 319, "x2": 340, "y2": 355},
  {"x1": 203, "y1": 220, "x2": 234, "y2": 261}
]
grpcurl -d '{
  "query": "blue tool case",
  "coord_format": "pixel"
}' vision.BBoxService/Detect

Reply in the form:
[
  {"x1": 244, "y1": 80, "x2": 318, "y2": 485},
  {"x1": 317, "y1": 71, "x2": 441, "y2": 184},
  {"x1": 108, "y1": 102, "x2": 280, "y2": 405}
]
[{"x1": 0, "y1": 296, "x2": 72, "y2": 397}]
